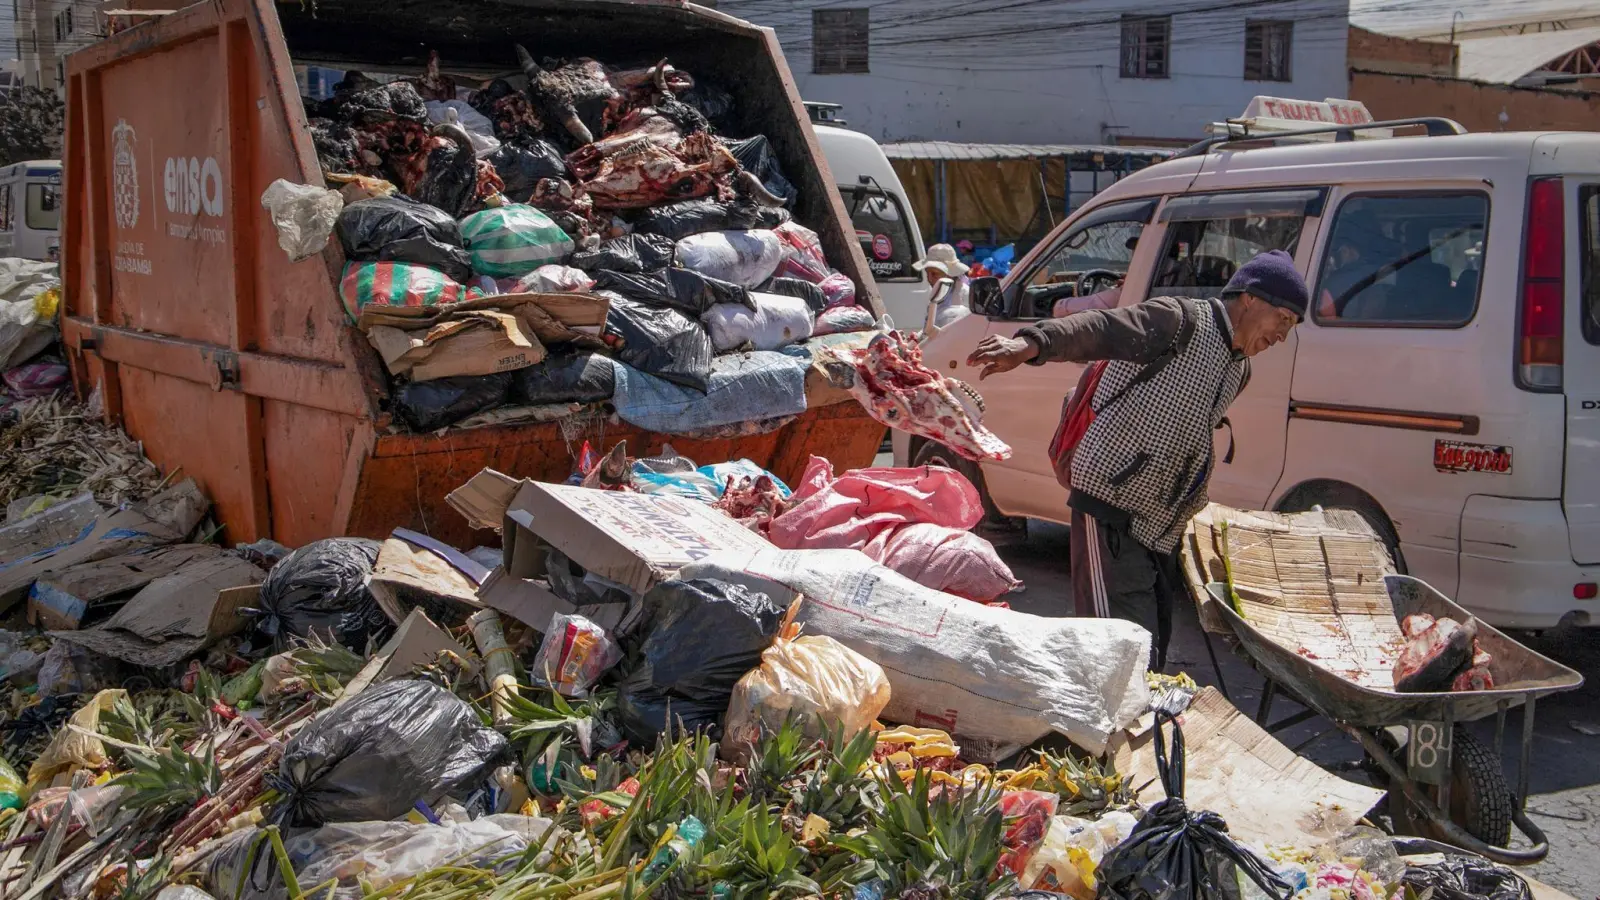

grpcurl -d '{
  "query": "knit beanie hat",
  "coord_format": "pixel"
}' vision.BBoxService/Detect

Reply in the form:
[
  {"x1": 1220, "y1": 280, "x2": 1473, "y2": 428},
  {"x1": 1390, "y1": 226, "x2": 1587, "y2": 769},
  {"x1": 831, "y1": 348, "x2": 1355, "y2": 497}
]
[{"x1": 1222, "y1": 249, "x2": 1308, "y2": 321}]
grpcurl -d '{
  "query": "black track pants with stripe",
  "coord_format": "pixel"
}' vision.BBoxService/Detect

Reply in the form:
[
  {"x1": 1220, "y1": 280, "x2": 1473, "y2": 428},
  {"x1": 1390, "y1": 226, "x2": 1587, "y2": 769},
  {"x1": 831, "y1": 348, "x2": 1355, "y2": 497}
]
[{"x1": 1069, "y1": 508, "x2": 1177, "y2": 671}]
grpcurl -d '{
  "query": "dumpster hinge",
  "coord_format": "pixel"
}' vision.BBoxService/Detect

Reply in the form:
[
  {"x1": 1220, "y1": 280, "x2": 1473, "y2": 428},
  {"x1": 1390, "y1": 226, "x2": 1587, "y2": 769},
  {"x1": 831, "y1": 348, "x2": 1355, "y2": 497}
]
[{"x1": 209, "y1": 350, "x2": 241, "y2": 392}]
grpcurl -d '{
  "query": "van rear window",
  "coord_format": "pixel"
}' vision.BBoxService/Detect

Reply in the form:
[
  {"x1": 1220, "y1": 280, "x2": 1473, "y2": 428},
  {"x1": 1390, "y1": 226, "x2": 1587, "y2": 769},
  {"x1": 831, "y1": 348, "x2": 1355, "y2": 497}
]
[
  {"x1": 845, "y1": 187, "x2": 918, "y2": 281},
  {"x1": 1313, "y1": 192, "x2": 1487, "y2": 328},
  {"x1": 1581, "y1": 186, "x2": 1600, "y2": 346}
]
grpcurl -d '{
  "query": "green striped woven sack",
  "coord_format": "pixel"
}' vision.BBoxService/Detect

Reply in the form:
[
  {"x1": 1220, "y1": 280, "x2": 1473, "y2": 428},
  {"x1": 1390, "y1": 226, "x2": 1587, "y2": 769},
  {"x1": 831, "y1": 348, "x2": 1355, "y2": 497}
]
[
  {"x1": 339, "y1": 261, "x2": 472, "y2": 322},
  {"x1": 460, "y1": 204, "x2": 575, "y2": 278}
]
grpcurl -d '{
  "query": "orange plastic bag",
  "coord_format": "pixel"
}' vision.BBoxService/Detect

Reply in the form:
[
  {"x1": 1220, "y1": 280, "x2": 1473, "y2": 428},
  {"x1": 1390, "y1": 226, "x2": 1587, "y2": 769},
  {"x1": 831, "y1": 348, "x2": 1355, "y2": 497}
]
[{"x1": 720, "y1": 623, "x2": 890, "y2": 766}]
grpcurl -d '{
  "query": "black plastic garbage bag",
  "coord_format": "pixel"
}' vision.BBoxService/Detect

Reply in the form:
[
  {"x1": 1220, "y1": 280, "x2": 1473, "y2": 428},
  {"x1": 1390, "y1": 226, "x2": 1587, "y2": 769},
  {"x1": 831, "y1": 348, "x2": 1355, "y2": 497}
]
[
  {"x1": 762, "y1": 277, "x2": 827, "y2": 314},
  {"x1": 632, "y1": 199, "x2": 790, "y2": 242},
  {"x1": 682, "y1": 81, "x2": 736, "y2": 132},
  {"x1": 336, "y1": 195, "x2": 473, "y2": 283},
  {"x1": 509, "y1": 351, "x2": 615, "y2": 405},
  {"x1": 393, "y1": 372, "x2": 512, "y2": 432},
  {"x1": 1402, "y1": 856, "x2": 1532, "y2": 900},
  {"x1": 487, "y1": 141, "x2": 569, "y2": 201},
  {"x1": 602, "y1": 294, "x2": 713, "y2": 392},
  {"x1": 570, "y1": 233, "x2": 676, "y2": 274},
  {"x1": 616, "y1": 578, "x2": 785, "y2": 745},
  {"x1": 1097, "y1": 713, "x2": 1293, "y2": 900},
  {"x1": 594, "y1": 268, "x2": 753, "y2": 316},
  {"x1": 725, "y1": 136, "x2": 796, "y2": 208},
  {"x1": 251, "y1": 538, "x2": 388, "y2": 652},
  {"x1": 268, "y1": 679, "x2": 508, "y2": 827}
]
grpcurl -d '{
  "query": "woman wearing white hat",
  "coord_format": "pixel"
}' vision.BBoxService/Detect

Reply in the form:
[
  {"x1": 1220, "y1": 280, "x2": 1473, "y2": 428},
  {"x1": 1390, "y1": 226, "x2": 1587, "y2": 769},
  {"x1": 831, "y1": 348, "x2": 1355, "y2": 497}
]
[{"x1": 913, "y1": 243, "x2": 972, "y2": 334}]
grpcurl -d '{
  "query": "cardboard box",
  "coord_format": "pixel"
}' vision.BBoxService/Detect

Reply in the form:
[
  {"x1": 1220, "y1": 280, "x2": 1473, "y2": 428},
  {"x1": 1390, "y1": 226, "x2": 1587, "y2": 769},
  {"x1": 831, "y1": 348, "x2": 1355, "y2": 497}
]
[
  {"x1": 501, "y1": 481, "x2": 772, "y2": 595},
  {"x1": 477, "y1": 568, "x2": 626, "y2": 632},
  {"x1": 367, "y1": 309, "x2": 546, "y2": 381},
  {"x1": 1112, "y1": 687, "x2": 1385, "y2": 848}
]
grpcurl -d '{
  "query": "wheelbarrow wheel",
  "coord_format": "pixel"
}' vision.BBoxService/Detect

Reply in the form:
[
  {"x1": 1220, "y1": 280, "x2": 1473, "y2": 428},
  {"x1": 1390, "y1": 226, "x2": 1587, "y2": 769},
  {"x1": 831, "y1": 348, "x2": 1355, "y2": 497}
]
[{"x1": 1395, "y1": 730, "x2": 1513, "y2": 847}]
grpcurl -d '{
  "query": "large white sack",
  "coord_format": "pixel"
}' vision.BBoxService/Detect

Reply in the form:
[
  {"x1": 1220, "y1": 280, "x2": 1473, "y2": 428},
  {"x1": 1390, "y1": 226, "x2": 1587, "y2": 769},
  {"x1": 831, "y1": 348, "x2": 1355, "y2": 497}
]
[
  {"x1": 703, "y1": 291, "x2": 814, "y2": 352},
  {"x1": 675, "y1": 230, "x2": 784, "y2": 287},
  {"x1": 681, "y1": 547, "x2": 1151, "y2": 754}
]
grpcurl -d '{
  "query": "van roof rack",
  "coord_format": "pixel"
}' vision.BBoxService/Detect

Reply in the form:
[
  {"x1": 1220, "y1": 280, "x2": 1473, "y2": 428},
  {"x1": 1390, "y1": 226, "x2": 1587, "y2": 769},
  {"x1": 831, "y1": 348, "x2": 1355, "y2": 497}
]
[
  {"x1": 804, "y1": 101, "x2": 847, "y2": 126},
  {"x1": 1171, "y1": 117, "x2": 1467, "y2": 160}
]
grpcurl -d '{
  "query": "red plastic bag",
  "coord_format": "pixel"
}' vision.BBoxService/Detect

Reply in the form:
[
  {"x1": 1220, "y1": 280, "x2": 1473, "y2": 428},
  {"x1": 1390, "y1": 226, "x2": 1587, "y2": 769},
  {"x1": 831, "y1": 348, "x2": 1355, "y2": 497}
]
[{"x1": 996, "y1": 790, "x2": 1060, "y2": 879}]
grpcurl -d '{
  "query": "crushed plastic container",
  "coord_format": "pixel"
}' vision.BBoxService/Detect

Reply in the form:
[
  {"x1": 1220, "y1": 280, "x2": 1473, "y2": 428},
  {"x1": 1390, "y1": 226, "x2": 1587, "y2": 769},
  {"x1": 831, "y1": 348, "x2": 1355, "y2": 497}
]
[{"x1": 62, "y1": 0, "x2": 886, "y2": 548}]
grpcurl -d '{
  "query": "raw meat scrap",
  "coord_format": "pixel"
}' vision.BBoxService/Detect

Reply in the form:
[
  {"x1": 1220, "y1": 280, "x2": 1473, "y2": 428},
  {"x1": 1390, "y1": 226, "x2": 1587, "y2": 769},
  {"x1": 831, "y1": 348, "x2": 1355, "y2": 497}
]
[
  {"x1": 823, "y1": 331, "x2": 1012, "y2": 462},
  {"x1": 1393, "y1": 614, "x2": 1477, "y2": 693},
  {"x1": 714, "y1": 474, "x2": 789, "y2": 533}
]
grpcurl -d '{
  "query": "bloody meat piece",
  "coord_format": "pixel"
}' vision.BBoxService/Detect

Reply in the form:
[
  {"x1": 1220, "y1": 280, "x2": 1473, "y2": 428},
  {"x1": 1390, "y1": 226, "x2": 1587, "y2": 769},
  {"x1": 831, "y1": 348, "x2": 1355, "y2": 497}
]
[
  {"x1": 714, "y1": 474, "x2": 788, "y2": 534},
  {"x1": 1394, "y1": 614, "x2": 1478, "y2": 693},
  {"x1": 409, "y1": 50, "x2": 457, "y2": 102},
  {"x1": 1452, "y1": 665, "x2": 1495, "y2": 691},
  {"x1": 825, "y1": 332, "x2": 1013, "y2": 462}
]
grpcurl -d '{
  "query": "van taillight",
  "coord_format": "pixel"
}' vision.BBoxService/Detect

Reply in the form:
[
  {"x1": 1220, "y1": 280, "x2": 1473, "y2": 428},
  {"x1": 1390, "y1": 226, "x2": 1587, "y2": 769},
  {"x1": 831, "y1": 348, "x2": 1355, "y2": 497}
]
[{"x1": 1519, "y1": 177, "x2": 1564, "y2": 391}]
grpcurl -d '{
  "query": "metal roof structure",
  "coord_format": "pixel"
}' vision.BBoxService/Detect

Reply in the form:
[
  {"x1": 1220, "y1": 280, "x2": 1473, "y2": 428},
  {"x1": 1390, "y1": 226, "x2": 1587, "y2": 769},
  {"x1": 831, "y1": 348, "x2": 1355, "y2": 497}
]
[
  {"x1": 881, "y1": 141, "x2": 1173, "y2": 162},
  {"x1": 1457, "y1": 24, "x2": 1600, "y2": 83},
  {"x1": 1351, "y1": 0, "x2": 1597, "y2": 40}
]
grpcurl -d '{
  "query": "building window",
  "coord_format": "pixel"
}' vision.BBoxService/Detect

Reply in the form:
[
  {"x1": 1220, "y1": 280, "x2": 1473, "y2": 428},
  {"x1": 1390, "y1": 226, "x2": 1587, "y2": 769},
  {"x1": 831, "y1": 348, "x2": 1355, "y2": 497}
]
[
  {"x1": 56, "y1": 61, "x2": 64, "y2": 87},
  {"x1": 813, "y1": 8, "x2": 869, "y2": 75},
  {"x1": 1120, "y1": 15, "x2": 1171, "y2": 79},
  {"x1": 1244, "y1": 20, "x2": 1292, "y2": 81}
]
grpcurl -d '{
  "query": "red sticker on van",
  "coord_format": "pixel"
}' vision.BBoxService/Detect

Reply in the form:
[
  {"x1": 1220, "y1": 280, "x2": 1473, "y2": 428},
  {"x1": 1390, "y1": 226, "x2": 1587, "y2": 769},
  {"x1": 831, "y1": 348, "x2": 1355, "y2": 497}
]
[
  {"x1": 1434, "y1": 440, "x2": 1511, "y2": 474},
  {"x1": 872, "y1": 234, "x2": 893, "y2": 260}
]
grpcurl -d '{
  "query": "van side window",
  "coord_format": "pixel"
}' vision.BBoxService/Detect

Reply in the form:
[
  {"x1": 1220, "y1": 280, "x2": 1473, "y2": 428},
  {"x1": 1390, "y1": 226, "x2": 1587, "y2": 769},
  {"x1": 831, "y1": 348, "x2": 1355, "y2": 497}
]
[
  {"x1": 0, "y1": 185, "x2": 11, "y2": 232},
  {"x1": 1313, "y1": 193, "x2": 1487, "y2": 328},
  {"x1": 1581, "y1": 186, "x2": 1600, "y2": 346},
  {"x1": 1007, "y1": 198, "x2": 1155, "y2": 319},
  {"x1": 1147, "y1": 189, "x2": 1320, "y2": 301}
]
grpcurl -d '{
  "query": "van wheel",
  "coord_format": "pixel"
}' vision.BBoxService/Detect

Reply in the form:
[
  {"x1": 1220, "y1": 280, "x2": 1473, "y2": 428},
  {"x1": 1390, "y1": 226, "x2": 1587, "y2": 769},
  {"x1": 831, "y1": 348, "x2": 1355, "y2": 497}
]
[
  {"x1": 1277, "y1": 481, "x2": 1407, "y2": 573},
  {"x1": 911, "y1": 440, "x2": 1020, "y2": 532}
]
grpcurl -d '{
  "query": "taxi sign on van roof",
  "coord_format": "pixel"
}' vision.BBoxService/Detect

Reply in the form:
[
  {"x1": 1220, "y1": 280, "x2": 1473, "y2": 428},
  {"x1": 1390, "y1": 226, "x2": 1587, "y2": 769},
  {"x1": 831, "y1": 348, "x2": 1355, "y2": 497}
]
[{"x1": 1207, "y1": 97, "x2": 1388, "y2": 141}]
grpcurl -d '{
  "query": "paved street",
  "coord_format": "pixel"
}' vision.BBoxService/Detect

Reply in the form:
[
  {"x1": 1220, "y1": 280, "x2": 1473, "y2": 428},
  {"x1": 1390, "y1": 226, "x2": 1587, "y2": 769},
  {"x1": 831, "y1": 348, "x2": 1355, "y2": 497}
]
[{"x1": 995, "y1": 520, "x2": 1600, "y2": 897}]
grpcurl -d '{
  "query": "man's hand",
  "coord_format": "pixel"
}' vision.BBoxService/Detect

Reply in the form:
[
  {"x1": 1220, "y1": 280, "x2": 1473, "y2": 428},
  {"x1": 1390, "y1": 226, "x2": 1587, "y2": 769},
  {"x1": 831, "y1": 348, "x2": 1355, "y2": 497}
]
[{"x1": 966, "y1": 335, "x2": 1039, "y2": 380}]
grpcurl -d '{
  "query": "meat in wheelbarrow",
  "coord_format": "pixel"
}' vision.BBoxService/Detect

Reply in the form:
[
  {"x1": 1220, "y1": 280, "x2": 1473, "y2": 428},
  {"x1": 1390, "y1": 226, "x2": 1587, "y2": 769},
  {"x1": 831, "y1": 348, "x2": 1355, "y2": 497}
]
[{"x1": 1394, "y1": 614, "x2": 1477, "y2": 693}]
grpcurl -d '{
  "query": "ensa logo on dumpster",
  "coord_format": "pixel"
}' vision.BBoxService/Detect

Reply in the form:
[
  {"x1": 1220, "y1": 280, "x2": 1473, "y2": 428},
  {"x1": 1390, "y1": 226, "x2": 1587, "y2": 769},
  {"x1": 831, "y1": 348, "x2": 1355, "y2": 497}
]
[
  {"x1": 164, "y1": 156, "x2": 225, "y2": 217},
  {"x1": 1433, "y1": 439, "x2": 1511, "y2": 475}
]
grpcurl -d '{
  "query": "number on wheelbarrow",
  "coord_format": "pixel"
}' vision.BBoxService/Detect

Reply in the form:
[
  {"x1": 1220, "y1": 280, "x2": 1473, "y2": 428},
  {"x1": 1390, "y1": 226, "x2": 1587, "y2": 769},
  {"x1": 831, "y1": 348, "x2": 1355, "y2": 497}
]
[{"x1": 1396, "y1": 728, "x2": 1513, "y2": 847}]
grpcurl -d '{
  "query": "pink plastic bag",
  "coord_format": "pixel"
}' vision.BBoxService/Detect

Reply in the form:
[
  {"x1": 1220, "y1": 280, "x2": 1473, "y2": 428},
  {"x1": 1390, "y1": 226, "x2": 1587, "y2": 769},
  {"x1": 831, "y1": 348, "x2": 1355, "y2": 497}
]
[
  {"x1": 818, "y1": 272, "x2": 857, "y2": 308},
  {"x1": 766, "y1": 457, "x2": 1018, "y2": 602},
  {"x1": 769, "y1": 457, "x2": 984, "y2": 550},
  {"x1": 876, "y1": 523, "x2": 1020, "y2": 603},
  {"x1": 3, "y1": 361, "x2": 69, "y2": 398},
  {"x1": 772, "y1": 221, "x2": 830, "y2": 283}
]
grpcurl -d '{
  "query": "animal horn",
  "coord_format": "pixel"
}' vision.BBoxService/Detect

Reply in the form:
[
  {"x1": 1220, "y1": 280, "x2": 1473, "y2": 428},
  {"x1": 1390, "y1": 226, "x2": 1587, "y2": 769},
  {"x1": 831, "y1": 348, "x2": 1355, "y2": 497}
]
[
  {"x1": 653, "y1": 58, "x2": 670, "y2": 93},
  {"x1": 737, "y1": 170, "x2": 787, "y2": 208},
  {"x1": 561, "y1": 112, "x2": 594, "y2": 145},
  {"x1": 514, "y1": 44, "x2": 542, "y2": 78},
  {"x1": 432, "y1": 121, "x2": 476, "y2": 157}
]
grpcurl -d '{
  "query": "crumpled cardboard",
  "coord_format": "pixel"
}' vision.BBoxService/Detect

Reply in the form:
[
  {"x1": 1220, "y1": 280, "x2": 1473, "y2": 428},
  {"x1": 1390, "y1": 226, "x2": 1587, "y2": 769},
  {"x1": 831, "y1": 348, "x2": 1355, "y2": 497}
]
[
  {"x1": 367, "y1": 309, "x2": 546, "y2": 382},
  {"x1": 1110, "y1": 687, "x2": 1386, "y2": 848}
]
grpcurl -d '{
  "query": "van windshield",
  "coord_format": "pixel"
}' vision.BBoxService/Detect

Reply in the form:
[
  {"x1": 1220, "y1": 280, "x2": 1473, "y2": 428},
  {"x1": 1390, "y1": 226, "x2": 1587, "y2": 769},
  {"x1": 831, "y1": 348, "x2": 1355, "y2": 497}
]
[
  {"x1": 26, "y1": 184, "x2": 60, "y2": 231},
  {"x1": 846, "y1": 187, "x2": 919, "y2": 281}
]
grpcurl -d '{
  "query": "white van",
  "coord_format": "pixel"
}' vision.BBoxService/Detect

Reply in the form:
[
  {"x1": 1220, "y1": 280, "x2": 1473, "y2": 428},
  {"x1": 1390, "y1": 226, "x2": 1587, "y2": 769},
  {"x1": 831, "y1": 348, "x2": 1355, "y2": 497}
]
[
  {"x1": 807, "y1": 105, "x2": 932, "y2": 328},
  {"x1": 0, "y1": 161, "x2": 62, "y2": 261},
  {"x1": 902, "y1": 105, "x2": 1600, "y2": 631}
]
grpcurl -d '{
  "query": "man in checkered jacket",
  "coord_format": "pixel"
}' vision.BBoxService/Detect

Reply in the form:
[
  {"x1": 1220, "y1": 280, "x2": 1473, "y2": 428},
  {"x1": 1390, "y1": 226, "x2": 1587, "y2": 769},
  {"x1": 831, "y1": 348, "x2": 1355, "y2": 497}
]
[{"x1": 967, "y1": 250, "x2": 1307, "y2": 668}]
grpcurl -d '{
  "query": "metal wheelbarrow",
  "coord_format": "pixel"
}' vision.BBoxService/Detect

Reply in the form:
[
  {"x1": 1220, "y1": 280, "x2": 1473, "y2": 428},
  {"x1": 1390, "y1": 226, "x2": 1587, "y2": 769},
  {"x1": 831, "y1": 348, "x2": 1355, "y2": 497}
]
[{"x1": 1199, "y1": 575, "x2": 1583, "y2": 865}]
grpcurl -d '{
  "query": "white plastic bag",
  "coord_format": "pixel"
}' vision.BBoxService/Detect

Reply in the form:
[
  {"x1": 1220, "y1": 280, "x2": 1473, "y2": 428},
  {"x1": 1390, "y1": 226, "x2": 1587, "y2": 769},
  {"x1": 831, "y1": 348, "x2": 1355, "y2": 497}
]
[
  {"x1": 426, "y1": 101, "x2": 502, "y2": 158},
  {"x1": 721, "y1": 628, "x2": 890, "y2": 765},
  {"x1": 682, "y1": 548, "x2": 1150, "y2": 753},
  {"x1": 510, "y1": 264, "x2": 596, "y2": 294},
  {"x1": 260, "y1": 180, "x2": 344, "y2": 262},
  {"x1": 702, "y1": 291, "x2": 814, "y2": 351},
  {"x1": 675, "y1": 230, "x2": 784, "y2": 287}
]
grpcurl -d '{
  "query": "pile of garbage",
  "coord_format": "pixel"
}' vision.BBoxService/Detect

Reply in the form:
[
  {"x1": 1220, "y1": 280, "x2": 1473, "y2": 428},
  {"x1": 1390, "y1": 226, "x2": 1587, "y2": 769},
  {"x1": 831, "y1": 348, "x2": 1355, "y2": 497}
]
[
  {"x1": 265, "y1": 49, "x2": 908, "y2": 440},
  {"x1": 0, "y1": 438, "x2": 1549, "y2": 900}
]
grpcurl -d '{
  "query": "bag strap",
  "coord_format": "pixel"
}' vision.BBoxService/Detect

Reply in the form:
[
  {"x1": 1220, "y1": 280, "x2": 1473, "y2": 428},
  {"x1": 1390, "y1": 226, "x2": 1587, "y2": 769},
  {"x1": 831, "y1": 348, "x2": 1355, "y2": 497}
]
[
  {"x1": 1152, "y1": 710, "x2": 1185, "y2": 800},
  {"x1": 1092, "y1": 297, "x2": 1198, "y2": 414}
]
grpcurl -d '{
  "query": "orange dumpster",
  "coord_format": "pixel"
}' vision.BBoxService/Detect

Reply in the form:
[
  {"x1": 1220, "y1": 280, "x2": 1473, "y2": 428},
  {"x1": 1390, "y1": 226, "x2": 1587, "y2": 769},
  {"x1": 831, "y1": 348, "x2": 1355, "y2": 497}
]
[{"x1": 61, "y1": 0, "x2": 886, "y2": 549}]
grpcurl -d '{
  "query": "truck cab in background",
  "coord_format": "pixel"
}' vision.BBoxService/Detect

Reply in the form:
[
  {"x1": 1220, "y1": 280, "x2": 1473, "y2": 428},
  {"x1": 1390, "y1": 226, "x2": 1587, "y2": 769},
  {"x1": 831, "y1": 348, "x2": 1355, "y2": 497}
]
[
  {"x1": 0, "y1": 161, "x2": 62, "y2": 261},
  {"x1": 806, "y1": 102, "x2": 933, "y2": 329}
]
